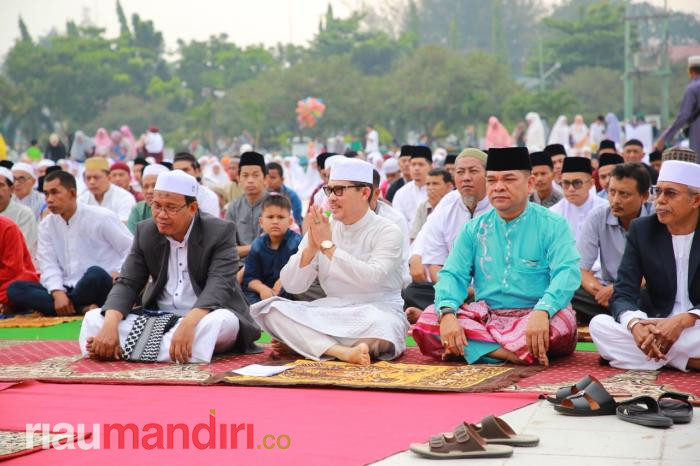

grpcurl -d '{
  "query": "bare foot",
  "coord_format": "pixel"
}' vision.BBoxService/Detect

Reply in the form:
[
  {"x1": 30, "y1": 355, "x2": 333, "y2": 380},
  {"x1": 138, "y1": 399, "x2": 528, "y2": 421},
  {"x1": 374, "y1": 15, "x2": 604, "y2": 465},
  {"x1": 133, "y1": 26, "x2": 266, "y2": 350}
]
[
  {"x1": 325, "y1": 343, "x2": 371, "y2": 365},
  {"x1": 405, "y1": 307, "x2": 422, "y2": 325},
  {"x1": 270, "y1": 339, "x2": 301, "y2": 359},
  {"x1": 687, "y1": 358, "x2": 700, "y2": 371}
]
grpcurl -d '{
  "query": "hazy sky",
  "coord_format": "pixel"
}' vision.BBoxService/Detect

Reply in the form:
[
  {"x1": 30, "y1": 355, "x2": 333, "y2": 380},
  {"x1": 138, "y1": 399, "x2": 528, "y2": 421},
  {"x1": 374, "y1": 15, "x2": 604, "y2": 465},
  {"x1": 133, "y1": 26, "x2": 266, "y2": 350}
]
[{"x1": 1, "y1": 0, "x2": 697, "y2": 60}]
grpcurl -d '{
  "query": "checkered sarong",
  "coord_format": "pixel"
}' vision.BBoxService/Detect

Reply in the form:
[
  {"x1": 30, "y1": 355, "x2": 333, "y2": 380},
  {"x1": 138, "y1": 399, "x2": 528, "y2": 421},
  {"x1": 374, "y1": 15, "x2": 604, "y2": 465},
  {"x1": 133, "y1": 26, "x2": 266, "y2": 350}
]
[{"x1": 121, "y1": 313, "x2": 180, "y2": 362}]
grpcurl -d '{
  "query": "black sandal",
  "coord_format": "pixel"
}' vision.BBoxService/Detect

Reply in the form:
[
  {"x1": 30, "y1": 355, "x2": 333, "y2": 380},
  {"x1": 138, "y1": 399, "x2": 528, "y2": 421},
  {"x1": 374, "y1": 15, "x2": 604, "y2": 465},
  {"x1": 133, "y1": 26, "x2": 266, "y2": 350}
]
[
  {"x1": 616, "y1": 396, "x2": 673, "y2": 428},
  {"x1": 546, "y1": 374, "x2": 596, "y2": 405},
  {"x1": 554, "y1": 380, "x2": 618, "y2": 416},
  {"x1": 658, "y1": 392, "x2": 694, "y2": 424}
]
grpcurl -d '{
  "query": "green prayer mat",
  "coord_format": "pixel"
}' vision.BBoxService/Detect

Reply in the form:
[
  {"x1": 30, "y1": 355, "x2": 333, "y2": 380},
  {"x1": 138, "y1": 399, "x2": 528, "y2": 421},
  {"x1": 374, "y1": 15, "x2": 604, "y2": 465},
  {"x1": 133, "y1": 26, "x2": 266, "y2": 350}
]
[
  {"x1": 575, "y1": 341, "x2": 597, "y2": 352},
  {"x1": 0, "y1": 320, "x2": 83, "y2": 340}
]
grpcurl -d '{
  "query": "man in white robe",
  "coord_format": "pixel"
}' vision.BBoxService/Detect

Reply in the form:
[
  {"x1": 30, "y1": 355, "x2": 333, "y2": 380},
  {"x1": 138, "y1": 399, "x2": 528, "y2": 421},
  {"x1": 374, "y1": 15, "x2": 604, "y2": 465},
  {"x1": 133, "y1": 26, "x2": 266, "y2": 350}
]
[
  {"x1": 251, "y1": 158, "x2": 409, "y2": 365},
  {"x1": 391, "y1": 146, "x2": 431, "y2": 227},
  {"x1": 550, "y1": 157, "x2": 607, "y2": 243},
  {"x1": 11, "y1": 162, "x2": 45, "y2": 221},
  {"x1": 173, "y1": 152, "x2": 220, "y2": 217},
  {"x1": 590, "y1": 161, "x2": 700, "y2": 371},
  {"x1": 0, "y1": 167, "x2": 38, "y2": 256},
  {"x1": 79, "y1": 157, "x2": 135, "y2": 222}
]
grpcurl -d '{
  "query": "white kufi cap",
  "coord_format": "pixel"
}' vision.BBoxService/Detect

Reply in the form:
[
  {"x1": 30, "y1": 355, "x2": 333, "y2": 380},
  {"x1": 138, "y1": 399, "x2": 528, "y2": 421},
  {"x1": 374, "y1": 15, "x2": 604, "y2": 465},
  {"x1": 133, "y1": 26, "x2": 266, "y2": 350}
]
[
  {"x1": 11, "y1": 162, "x2": 35, "y2": 177},
  {"x1": 658, "y1": 160, "x2": 700, "y2": 190},
  {"x1": 329, "y1": 158, "x2": 373, "y2": 184},
  {"x1": 142, "y1": 164, "x2": 170, "y2": 179},
  {"x1": 154, "y1": 169, "x2": 199, "y2": 197}
]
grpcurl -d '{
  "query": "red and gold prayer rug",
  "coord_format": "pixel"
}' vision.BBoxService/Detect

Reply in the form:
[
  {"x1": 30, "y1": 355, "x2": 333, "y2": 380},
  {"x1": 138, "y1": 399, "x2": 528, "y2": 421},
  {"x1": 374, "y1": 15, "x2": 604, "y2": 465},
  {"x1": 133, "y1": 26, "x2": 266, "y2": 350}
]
[
  {"x1": 505, "y1": 351, "x2": 700, "y2": 400},
  {"x1": 0, "y1": 428, "x2": 90, "y2": 462}
]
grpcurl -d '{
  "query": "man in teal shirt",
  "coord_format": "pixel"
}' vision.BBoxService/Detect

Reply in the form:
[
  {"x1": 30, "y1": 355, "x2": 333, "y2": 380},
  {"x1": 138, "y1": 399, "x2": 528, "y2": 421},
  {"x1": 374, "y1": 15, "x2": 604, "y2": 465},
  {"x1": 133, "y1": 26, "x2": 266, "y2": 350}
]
[
  {"x1": 413, "y1": 147, "x2": 581, "y2": 366},
  {"x1": 127, "y1": 164, "x2": 169, "y2": 234}
]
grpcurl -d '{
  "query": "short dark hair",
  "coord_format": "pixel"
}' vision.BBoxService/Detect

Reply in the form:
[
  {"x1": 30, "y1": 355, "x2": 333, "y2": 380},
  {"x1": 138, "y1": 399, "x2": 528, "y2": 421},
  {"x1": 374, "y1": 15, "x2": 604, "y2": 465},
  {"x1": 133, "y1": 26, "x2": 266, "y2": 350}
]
[
  {"x1": 427, "y1": 168, "x2": 453, "y2": 184},
  {"x1": 0, "y1": 176, "x2": 12, "y2": 188},
  {"x1": 174, "y1": 152, "x2": 199, "y2": 169},
  {"x1": 184, "y1": 195, "x2": 197, "y2": 205},
  {"x1": 372, "y1": 169, "x2": 381, "y2": 189},
  {"x1": 266, "y1": 162, "x2": 283, "y2": 177},
  {"x1": 44, "y1": 170, "x2": 77, "y2": 191},
  {"x1": 691, "y1": 65, "x2": 700, "y2": 75},
  {"x1": 611, "y1": 162, "x2": 651, "y2": 195},
  {"x1": 262, "y1": 193, "x2": 292, "y2": 212},
  {"x1": 623, "y1": 139, "x2": 643, "y2": 149}
]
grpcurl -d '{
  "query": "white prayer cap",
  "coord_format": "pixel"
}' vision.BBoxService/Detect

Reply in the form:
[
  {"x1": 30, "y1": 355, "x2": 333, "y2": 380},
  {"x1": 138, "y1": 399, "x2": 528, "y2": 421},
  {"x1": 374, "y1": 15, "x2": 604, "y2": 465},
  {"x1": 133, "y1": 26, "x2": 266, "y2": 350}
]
[
  {"x1": 154, "y1": 169, "x2": 198, "y2": 197},
  {"x1": 37, "y1": 159, "x2": 56, "y2": 169},
  {"x1": 658, "y1": 160, "x2": 700, "y2": 190},
  {"x1": 688, "y1": 55, "x2": 700, "y2": 68},
  {"x1": 11, "y1": 162, "x2": 35, "y2": 177},
  {"x1": 240, "y1": 143, "x2": 253, "y2": 154},
  {"x1": 324, "y1": 155, "x2": 345, "y2": 172},
  {"x1": 329, "y1": 158, "x2": 373, "y2": 184},
  {"x1": 0, "y1": 167, "x2": 13, "y2": 183},
  {"x1": 383, "y1": 157, "x2": 399, "y2": 174},
  {"x1": 142, "y1": 164, "x2": 170, "y2": 179}
]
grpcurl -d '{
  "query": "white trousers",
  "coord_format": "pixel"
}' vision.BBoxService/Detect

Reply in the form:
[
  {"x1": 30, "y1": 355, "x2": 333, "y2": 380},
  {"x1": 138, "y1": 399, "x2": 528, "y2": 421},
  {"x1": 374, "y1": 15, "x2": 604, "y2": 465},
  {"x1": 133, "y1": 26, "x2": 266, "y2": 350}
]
[
  {"x1": 589, "y1": 314, "x2": 700, "y2": 371},
  {"x1": 79, "y1": 308, "x2": 240, "y2": 363},
  {"x1": 260, "y1": 309, "x2": 392, "y2": 361}
]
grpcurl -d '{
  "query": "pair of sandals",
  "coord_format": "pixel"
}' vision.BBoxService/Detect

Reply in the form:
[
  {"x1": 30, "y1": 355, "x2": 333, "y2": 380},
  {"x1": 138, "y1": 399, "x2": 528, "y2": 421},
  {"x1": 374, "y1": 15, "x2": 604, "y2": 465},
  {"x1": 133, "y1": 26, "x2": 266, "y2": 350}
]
[
  {"x1": 409, "y1": 415, "x2": 539, "y2": 459},
  {"x1": 548, "y1": 374, "x2": 694, "y2": 428}
]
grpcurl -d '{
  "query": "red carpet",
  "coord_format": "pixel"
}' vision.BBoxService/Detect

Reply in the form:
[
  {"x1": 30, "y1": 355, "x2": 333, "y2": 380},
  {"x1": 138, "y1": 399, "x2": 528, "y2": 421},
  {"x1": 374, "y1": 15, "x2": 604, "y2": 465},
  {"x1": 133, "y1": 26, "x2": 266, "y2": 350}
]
[
  {"x1": 510, "y1": 351, "x2": 700, "y2": 399},
  {"x1": 0, "y1": 381, "x2": 537, "y2": 465}
]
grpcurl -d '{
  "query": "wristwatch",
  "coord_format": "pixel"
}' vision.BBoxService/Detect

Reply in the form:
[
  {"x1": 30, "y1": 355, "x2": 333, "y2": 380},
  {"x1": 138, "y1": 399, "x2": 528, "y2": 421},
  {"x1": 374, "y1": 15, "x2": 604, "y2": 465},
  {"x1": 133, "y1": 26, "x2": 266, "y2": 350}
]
[
  {"x1": 627, "y1": 317, "x2": 642, "y2": 332},
  {"x1": 320, "y1": 240, "x2": 335, "y2": 252},
  {"x1": 437, "y1": 307, "x2": 457, "y2": 322}
]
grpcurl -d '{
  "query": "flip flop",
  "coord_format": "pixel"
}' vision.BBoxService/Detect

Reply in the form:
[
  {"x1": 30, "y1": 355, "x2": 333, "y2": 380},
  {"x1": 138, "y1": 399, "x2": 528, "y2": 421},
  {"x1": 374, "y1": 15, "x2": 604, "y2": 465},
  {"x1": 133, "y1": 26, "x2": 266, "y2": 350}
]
[
  {"x1": 471, "y1": 415, "x2": 539, "y2": 447},
  {"x1": 546, "y1": 374, "x2": 596, "y2": 404},
  {"x1": 616, "y1": 396, "x2": 673, "y2": 428},
  {"x1": 658, "y1": 392, "x2": 694, "y2": 424},
  {"x1": 410, "y1": 423, "x2": 514, "y2": 459},
  {"x1": 554, "y1": 380, "x2": 618, "y2": 416}
]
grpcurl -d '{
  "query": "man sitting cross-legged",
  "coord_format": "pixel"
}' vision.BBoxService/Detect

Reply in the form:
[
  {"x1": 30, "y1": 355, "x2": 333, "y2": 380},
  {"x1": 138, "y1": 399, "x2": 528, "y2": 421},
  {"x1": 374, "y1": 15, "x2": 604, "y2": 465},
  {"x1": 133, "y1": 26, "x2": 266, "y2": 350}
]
[
  {"x1": 8, "y1": 170, "x2": 132, "y2": 316},
  {"x1": 590, "y1": 160, "x2": 700, "y2": 371},
  {"x1": 251, "y1": 158, "x2": 409, "y2": 365},
  {"x1": 413, "y1": 147, "x2": 581, "y2": 366},
  {"x1": 80, "y1": 170, "x2": 261, "y2": 363}
]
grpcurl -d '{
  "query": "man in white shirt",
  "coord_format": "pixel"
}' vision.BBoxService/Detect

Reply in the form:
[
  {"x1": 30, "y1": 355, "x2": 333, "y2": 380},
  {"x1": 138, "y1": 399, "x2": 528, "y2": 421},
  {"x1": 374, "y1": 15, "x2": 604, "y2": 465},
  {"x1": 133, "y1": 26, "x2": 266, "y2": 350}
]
[
  {"x1": 403, "y1": 149, "x2": 492, "y2": 321},
  {"x1": 251, "y1": 158, "x2": 409, "y2": 365},
  {"x1": 80, "y1": 170, "x2": 261, "y2": 363},
  {"x1": 590, "y1": 161, "x2": 700, "y2": 371},
  {"x1": 79, "y1": 157, "x2": 135, "y2": 222},
  {"x1": 173, "y1": 152, "x2": 220, "y2": 218},
  {"x1": 549, "y1": 157, "x2": 607, "y2": 243},
  {"x1": 391, "y1": 146, "x2": 431, "y2": 227},
  {"x1": 0, "y1": 167, "x2": 37, "y2": 256},
  {"x1": 365, "y1": 124, "x2": 379, "y2": 153},
  {"x1": 8, "y1": 170, "x2": 132, "y2": 316},
  {"x1": 11, "y1": 162, "x2": 45, "y2": 221}
]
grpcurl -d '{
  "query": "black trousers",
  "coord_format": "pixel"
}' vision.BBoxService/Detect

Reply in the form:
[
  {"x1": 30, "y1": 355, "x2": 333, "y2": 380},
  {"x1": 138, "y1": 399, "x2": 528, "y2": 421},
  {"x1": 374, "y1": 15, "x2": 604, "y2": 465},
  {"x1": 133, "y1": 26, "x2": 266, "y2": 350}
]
[
  {"x1": 571, "y1": 286, "x2": 610, "y2": 324},
  {"x1": 8, "y1": 266, "x2": 113, "y2": 316},
  {"x1": 402, "y1": 282, "x2": 435, "y2": 310}
]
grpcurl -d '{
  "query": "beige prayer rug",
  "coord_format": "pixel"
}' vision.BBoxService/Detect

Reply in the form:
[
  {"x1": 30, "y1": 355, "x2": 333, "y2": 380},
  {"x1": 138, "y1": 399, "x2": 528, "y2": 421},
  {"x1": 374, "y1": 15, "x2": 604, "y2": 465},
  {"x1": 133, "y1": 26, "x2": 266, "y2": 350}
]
[
  {"x1": 212, "y1": 359, "x2": 542, "y2": 392},
  {"x1": 0, "y1": 428, "x2": 88, "y2": 462},
  {"x1": 0, "y1": 313, "x2": 83, "y2": 328}
]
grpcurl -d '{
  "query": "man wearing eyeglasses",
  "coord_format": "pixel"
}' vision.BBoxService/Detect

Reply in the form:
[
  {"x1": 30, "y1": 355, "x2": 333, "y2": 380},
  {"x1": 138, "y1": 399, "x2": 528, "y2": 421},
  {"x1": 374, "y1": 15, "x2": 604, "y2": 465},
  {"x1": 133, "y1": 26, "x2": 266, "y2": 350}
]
[
  {"x1": 251, "y1": 158, "x2": 409, "y2": 366},
  {"x1": 0, "y1": 167, "x2": 37, "y2": 256},
  {"x1": 590, "y1": 160, "x2": 700, "y2": 371},
  {"x1": 573, "y1": 163, "x2": 653, "y2": 322},
  {"x1": 549, "y1": 157, "x2": 607, "y2": 243},
  {"x1": 11, "y1": 162, "x2": 44, "y2": 221},
  {"x1": 80, "y1": 169, "x2": 261, "y2": 363}
]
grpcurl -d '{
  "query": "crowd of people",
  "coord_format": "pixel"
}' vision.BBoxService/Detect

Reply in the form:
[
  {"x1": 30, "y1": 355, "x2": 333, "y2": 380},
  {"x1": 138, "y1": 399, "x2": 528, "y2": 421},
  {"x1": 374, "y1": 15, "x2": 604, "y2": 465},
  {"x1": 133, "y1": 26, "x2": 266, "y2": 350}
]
[{"x1": 0, "y1": 56, "x2": 699, "y2": 372}]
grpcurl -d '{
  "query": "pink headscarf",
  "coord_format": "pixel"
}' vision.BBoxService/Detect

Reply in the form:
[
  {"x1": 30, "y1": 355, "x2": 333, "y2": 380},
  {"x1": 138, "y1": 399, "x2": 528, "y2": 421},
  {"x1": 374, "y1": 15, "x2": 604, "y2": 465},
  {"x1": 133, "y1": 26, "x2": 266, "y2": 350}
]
[
  {"x1": 120, "y1": 125, "x2": 137, "y2": 160},
  {"x1": 94, "y1": 128, "x2": 112, "y2": 150},
  {"x1": 484, "y1": 116, "x2": 512, "y2": 149}
]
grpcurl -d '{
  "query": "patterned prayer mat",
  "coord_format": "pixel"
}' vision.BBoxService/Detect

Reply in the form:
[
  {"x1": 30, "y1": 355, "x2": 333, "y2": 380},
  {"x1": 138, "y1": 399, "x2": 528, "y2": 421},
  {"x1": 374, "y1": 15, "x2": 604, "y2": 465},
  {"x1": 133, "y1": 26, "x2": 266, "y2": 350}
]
[
  {"x1": 577, "y1": 325, "x2": 592, "y2": 342},
  {"x1": 0, "y1": 428, "x2": 89, "y2": 462},
  {"x1": 0, "y1": 313, "x2": 83, "y2": 328},
  {"x1": 212, "y1": 359, "x2": 541, "y2": 392},
  {"x1": 505, "y1": 351, "x2": 700, "y2": 401}
]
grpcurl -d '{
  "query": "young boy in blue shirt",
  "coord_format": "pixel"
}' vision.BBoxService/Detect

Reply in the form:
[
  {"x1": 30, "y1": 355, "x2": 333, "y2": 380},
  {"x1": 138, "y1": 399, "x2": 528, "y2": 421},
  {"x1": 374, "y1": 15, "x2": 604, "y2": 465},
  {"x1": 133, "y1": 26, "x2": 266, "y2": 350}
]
[{"x1": 242, "y1": 194, "x2": 302, "y2": 304}]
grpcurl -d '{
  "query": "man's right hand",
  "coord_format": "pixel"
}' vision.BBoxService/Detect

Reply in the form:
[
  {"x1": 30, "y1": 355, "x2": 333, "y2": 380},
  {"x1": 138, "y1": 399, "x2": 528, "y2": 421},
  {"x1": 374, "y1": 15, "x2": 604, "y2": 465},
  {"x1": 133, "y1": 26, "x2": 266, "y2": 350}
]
[
  {"x1": 88, "y1": 311, "x2": 123, "y2": 360},
  {"x1": 409, "y1": 257, "x2": 427, "y2": 283},
  {"x1": 439, "y1": 313, "x2": 466, "y2": 357},
  {"x1": 51, "y1": 290, "x2": 75, "y2": 316}
]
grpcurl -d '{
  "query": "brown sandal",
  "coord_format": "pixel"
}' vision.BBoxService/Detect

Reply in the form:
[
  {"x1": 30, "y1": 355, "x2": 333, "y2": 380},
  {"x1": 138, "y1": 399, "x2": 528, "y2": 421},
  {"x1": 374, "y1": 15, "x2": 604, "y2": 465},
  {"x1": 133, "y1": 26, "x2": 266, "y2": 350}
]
[
  {"x1": 410, "y1": 423, "x2": 514, "y2": 459},
  {"x1": 472, "y1": 415, "x2": 539, "y2": 447}
]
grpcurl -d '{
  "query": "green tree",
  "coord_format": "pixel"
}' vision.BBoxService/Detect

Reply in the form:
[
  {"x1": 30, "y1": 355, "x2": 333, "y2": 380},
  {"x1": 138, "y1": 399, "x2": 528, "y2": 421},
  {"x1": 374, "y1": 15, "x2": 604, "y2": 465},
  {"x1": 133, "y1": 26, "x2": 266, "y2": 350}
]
[
  {"x1": 18, "y1": 17, "x2": 32, "y2": 43},
  {"x1": 116, "y1": 1, "x2": 131, "y2": 37}
]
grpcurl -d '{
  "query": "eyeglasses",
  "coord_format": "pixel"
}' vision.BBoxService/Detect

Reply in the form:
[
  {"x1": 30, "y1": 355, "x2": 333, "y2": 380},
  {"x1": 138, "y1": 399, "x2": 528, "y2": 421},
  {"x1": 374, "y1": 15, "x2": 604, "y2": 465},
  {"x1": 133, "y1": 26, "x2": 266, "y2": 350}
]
[
  {"x1": 151, "y1": 202, "x2": 188, "y2": 216},
  {"x1": 322, "y1": 184, "x2": 364, "y2": 197},
  {"x1": 650, "y1": 186, "x2": 694, "y2": 200},
  {"x1": 561, "y1": 179, "x2": 585, "y2": 190},
  {"x1": 13, "y1": 176, "x2": 32, "y2": 184}
]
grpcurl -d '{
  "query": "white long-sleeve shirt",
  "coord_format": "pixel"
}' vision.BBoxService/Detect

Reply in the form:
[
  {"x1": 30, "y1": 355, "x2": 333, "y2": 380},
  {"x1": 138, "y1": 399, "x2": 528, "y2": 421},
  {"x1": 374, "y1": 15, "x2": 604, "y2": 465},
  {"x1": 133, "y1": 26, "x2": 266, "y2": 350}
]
[
  {"x1": 38, "y1": 204, "x2": 133, "y2": 292},
  {"x1": 196, "y1": 184, "x2": 220, "y2": 218},
  {"x1": 549, "y1": 193, "x2": 608, "y2": 243},
  {"x1": 391, "y1": 180, "x2": 427, "y2": 227},
  {"x1": 79, "y1": 183, "x2": 136, "y2": 222}
]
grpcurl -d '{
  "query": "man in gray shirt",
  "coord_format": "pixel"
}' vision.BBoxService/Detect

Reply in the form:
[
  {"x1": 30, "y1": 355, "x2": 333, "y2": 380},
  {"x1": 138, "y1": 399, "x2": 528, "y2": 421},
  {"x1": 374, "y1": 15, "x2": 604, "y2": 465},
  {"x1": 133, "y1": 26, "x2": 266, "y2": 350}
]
[
  {"x1": 656, "y1": 55, "x2": 700, "y2": 162},
  {"x1": 573, "y1": 163, "x2": 653, "y2": 322},
  {"x1": 528, "y1": 151, "x2": 562, "y2": 208},
  {"x1": 225, "y1": 151, "x2": 269, "y2": 267}
]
